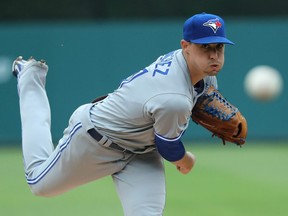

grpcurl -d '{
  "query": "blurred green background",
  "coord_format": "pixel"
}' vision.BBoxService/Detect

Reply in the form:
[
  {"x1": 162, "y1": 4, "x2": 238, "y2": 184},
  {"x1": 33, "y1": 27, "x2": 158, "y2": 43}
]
[
  {"x1": 0, "y1": 0, "x2": 287, "y2": 215},
  {"x1": 1, "y1": 144, "x2": 288, "y2": 216}
]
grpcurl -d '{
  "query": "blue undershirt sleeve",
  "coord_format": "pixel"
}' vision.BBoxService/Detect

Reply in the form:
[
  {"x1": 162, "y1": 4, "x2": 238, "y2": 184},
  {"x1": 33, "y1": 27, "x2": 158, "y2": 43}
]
[{"x1": 155, "y1": 133, "x2": 186, "y2": 162}]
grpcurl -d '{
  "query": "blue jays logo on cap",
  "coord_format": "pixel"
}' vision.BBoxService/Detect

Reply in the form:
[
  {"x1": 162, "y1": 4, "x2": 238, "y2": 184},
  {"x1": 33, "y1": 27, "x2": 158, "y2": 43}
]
[
  {"x1": 203, "y1": 18, "x2": 222, "y2": 33},
  {"x1": 183, "y1": 13, "x2": 234, "y2": 45}
]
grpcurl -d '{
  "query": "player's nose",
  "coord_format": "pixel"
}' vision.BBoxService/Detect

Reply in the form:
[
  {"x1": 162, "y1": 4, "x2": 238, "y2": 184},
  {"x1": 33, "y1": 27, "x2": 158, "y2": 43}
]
[{"x1": 209, "y1": 49, "x2": 219, "y2": 59}]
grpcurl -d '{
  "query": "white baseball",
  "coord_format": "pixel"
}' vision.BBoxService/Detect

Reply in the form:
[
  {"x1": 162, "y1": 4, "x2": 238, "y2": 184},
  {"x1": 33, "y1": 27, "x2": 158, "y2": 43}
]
[{"x1": 244, "y1": 65, "x2": 283, "y2": 101}]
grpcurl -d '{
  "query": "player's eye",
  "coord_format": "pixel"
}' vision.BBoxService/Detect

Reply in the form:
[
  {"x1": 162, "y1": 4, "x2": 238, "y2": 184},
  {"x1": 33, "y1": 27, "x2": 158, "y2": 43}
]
[
  {"x1": 199, "y1": 44, "x2": 224, "y2": 52},
  {"x1": 203, "y1": 44, "x2": 210, "y2": 49},
  {"x1": 216, "y1": 43, "x2": 224, "y2": 50},
  {"x1": 200, "y1": 44, "x2": 210, "y2": 50}
]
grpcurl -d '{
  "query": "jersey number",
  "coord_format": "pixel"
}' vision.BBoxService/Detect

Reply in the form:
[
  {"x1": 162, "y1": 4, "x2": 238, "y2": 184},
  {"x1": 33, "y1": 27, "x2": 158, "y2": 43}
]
[{"x1": 119, "y1": 51, "x2": 174, "y2": 88}]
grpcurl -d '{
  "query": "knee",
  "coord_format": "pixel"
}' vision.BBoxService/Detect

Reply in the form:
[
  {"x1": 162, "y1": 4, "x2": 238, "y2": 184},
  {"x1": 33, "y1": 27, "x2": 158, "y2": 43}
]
[{"x1": 29, "y1": 185, "x2": 56, "y2": 198}]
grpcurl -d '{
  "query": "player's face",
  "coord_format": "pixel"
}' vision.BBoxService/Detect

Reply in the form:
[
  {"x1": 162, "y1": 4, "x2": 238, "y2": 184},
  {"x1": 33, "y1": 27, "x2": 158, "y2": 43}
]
[{"x1": 183, "y1": 42, "x2": 225, "y2": 77}]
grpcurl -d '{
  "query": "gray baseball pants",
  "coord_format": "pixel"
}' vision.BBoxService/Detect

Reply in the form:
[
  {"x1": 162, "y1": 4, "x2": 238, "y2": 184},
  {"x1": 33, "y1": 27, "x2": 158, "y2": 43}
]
[{"x1": 16, "y1": 61, "x2": 166, "y2": 216}]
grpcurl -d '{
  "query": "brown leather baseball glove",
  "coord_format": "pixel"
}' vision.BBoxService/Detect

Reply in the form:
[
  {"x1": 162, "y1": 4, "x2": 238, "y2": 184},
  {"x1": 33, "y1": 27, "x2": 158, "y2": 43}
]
[{"x1": 191, "y1": 85, "x2": 247, "y2": 146}]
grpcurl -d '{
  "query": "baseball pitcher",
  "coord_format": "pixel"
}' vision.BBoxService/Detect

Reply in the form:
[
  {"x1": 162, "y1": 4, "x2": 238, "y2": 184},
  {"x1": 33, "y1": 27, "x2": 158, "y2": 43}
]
[{"x1": 12, "y1": 13, "x2": 247, "y2": 216}]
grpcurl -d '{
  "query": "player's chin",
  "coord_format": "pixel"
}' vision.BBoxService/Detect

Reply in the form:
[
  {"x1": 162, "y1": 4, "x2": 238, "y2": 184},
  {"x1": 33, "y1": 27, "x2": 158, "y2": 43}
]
[
  {"x1": 207, "y1": 70, "x2": 220, "y2": 76},
  {"x1": 204, "y1": 67, "x2": 221, "y2": 76}
]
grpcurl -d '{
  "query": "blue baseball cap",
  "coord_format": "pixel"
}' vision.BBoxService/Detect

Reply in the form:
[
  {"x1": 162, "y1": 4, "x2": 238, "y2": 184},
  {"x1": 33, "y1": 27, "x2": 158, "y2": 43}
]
[{"x1": 183, "y1": 13, "x2": 234, "y2": 45}]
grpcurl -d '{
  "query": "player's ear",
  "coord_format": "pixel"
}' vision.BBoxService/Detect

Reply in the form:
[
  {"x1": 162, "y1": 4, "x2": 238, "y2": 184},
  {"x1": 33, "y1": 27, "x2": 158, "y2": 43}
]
[
  {"x1": 180, "y1": 39, "x2": 190, "y2": 50},
  {"x1": 181, "y1": 40, "x2": 191, "y2": 55}
]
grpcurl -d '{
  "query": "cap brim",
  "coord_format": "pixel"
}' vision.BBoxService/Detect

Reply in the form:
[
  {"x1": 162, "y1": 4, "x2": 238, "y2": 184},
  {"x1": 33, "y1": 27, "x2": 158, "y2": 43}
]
[{"x1": 190, "y1": 36, "x2": 234, "y2": 45}]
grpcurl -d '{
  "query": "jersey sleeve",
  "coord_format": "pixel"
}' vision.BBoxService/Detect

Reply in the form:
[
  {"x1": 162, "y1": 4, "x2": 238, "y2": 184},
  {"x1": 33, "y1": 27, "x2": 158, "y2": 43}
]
[{"x1": 144, "y1": 94, "x2": 192, "y2": 161}]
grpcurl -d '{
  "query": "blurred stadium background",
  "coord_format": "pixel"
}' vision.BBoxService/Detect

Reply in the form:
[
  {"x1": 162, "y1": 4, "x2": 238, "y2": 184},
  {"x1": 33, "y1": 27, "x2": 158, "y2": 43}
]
[{"x1": 0, "y1": 0, "x2": 287, "y2": 215}]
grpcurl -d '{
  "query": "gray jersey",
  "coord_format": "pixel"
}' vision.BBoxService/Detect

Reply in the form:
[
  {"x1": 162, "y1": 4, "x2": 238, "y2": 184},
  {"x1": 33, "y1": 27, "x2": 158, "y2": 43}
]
[{"x1": 90, "y1": 49, "x2": 217, "y2": 150}]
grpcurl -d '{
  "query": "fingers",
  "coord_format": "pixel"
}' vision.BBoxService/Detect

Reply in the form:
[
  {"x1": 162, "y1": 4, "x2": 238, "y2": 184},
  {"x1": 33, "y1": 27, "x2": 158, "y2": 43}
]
[
  {"x1": 176, "y1": 165, "x2": 190, "y2": 175},
  {"x1": 176, "y1": 151, "x2": 196, "y2": 174}
]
